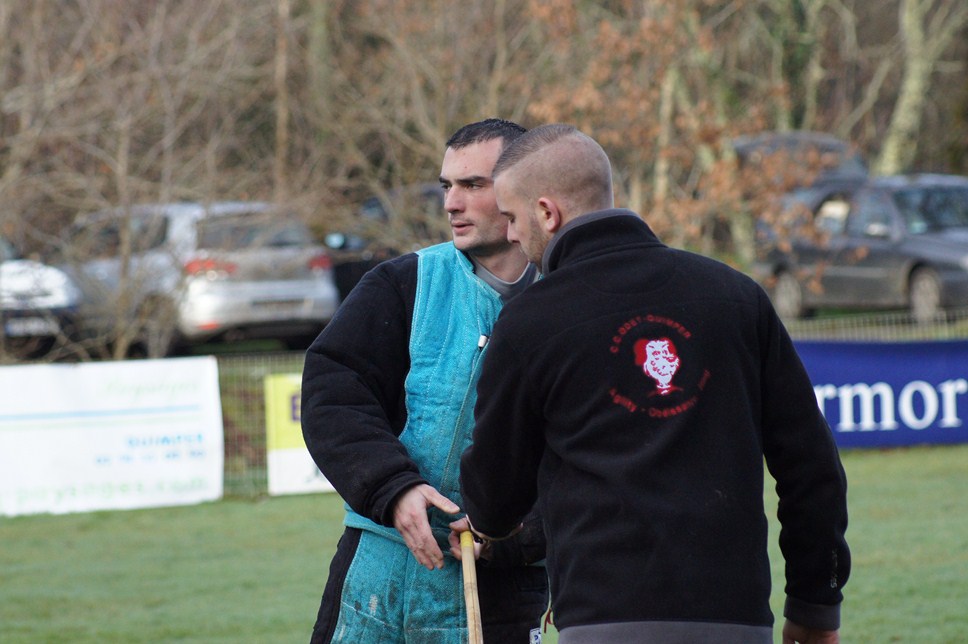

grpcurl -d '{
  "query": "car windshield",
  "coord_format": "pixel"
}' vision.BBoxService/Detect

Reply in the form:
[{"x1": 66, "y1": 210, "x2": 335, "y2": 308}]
[
  {"x1": 894, "y1": 186, "x2": 968, "y2": 234},
  {"x1": 197, "y1": 214, "x2": 310, "y2": 250}
]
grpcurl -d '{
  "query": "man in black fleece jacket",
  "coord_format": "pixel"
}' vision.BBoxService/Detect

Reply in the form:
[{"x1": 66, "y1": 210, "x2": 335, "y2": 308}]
[{"x1": 451, "y1": 124, "x2": 850, "y2": 644}]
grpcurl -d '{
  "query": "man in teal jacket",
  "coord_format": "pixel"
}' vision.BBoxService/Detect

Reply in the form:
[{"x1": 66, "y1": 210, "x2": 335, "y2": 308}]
[{"x1": 301, "y1": 119, "x2": 548, "y2": 643}]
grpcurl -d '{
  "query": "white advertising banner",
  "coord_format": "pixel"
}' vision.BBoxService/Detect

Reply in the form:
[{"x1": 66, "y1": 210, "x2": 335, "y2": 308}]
[{"x1": 0, "y1": 357, "x2": 224, "y2": 517}]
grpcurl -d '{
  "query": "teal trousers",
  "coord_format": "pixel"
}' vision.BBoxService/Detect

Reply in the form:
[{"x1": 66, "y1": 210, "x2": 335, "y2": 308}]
[{"x1": 312, "y1": 528, "x2": 547, "y2": 643}]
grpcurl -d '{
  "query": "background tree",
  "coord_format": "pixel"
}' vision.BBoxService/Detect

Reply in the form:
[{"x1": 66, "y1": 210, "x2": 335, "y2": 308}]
[
  {"x1": 874, "y1": 0, "x2": 968, "y2": 174},
  {"x1": 1, "y1": 0, "x2": 967, "y2": 362}
]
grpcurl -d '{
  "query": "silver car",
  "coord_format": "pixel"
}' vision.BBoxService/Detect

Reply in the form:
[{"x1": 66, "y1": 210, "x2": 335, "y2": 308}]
[
  {"x1": 1, "y1": 235, "x2": 82, "y2": 360},
  {"x1": 753, "y1": 174, "x2": 968, "y2": 323},
  {"x1": 63, "y1": 202, "x2": 339, "y2": 356}
]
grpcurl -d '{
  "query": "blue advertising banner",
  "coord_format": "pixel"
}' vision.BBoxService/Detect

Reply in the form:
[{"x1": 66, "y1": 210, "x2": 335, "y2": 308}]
[{"x1": 794, "y1": 340, "x2": 968, "y2": 449}]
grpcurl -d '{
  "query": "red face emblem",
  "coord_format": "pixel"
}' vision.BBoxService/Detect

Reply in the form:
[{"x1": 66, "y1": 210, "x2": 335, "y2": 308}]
[
  {"x1": 634, "y1": 337, "x2": 681, "y2": 396},
  {"x1": 608, "y1": 314, "x2": 710, "y2": 417}
]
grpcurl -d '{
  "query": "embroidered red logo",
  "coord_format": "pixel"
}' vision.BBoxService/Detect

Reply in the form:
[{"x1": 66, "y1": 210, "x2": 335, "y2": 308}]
[
  {"x1": 607, "y1": 314, "x2": 710, "y2": 417},
  {"x1": 634, "y1": 337, "x2": 682, "y2": 396}
]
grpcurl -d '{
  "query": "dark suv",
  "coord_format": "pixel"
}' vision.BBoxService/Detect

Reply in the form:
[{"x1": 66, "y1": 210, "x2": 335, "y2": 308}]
[
  {"x1": 326, "y1": 184, "x2": 445, "y2": 300},
  {"x1": 753, "y1": 174, "x2": 968, "y2": 323}
]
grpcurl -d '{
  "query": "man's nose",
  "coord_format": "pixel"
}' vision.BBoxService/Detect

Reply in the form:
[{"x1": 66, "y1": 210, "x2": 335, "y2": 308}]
[
  {"x1": 506, "y1": 222, "x2": 519, "y2": 243},
  {"x1": 444, "y1": 187, "x2": 462, "y2": 213}
]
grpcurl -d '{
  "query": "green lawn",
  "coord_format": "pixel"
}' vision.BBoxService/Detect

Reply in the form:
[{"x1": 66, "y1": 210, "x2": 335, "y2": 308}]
[{"x1": 2, "y1": 444, "x2": 967, "y2": 643}]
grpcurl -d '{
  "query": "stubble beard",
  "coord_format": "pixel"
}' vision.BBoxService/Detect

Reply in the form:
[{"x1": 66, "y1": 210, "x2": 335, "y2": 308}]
[{"x1": 464, "y1": 237, "x2": 516, "y2": 262}]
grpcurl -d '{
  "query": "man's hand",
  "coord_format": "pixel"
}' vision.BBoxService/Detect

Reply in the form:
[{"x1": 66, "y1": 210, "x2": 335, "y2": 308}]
[
  {"x1": 392, "y1": 484, "x2": 460, "y2": 570},
  {"x1": 782, "y1": 619, "x2": 839, "y2": 644},
  {"x1": 447, "y1": 517, "x2": 487, "y2": 561}
]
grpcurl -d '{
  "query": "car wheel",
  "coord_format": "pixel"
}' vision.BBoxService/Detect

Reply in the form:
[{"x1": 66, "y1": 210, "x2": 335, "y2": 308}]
[
  {"x1": 773, "y1": 271, "x2": 805, "y2": 320},
  {"x1": 909, "y1": 268, "x2": 943, "y2": 324}
]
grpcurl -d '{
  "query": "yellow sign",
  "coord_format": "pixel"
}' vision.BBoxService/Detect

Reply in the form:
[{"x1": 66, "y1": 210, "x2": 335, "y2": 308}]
[
  {"x1": 264, "y1": 373, "x2": 304, "y2": 450},
  {"x1": 264, "y1": 373, "x2": 334, "y2": 495}
]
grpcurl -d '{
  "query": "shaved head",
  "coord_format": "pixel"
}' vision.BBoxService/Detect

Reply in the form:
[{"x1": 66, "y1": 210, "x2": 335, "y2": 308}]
[{"x1": 492, "y1": 124, "x2": 614, "y2": 223}]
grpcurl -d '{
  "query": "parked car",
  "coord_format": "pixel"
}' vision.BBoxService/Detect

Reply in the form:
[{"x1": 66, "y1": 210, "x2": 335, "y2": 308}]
[
  {"x1": 753, "y1": 174, "x2": 968, "y2": 323},
  {"x1": 732, "y1": 130, "x2": 869, "y2": 184},
  {"x1": 60, "y1": 201, "x2": 340, "y2": 356},
  {"x1": 1, "y1": 234, "x2": 82, "y2": 360},
  {"x1": 325, "y1": 183, "x2": 445, "y2": 300}
]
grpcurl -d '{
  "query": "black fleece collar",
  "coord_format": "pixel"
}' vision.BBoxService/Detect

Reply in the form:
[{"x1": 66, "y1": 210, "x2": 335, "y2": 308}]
[{"x1": 541, "y1": 208, "x2": 656, "y2": 275}]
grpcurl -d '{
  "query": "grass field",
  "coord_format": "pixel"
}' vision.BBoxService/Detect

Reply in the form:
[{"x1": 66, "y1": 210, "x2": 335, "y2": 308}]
[{"x1": 2, "y1": 444, "x2": 967, "y2": 643}]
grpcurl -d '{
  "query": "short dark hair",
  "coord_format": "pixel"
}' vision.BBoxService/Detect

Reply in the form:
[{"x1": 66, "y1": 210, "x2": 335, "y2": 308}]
[
  {"x1": 446, "y1": 118, "x2": 527, "y2": 149},
  {"x1": 492, "y1": 123, "x2": 614, "y2": 212},
  {"x1": 492, "y1": 123, "x2": 577, "y2": 177}
]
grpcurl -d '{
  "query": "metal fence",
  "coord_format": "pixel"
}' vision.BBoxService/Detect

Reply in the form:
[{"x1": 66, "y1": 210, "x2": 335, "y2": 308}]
[
  {"x1": 218, "y1": 351, "x2": 305, "y2": 497},
  {"x1": 217, "y1": 308, "x2": 968, "y2": 497},
  {"x1": 782, "y1": 307, "x2": 968, "y2": 341}
]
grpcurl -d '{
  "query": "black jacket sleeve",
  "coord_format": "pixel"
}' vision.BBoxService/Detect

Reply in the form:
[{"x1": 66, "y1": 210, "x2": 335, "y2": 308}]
[
  {"x1": 758, "y1": 291, "x2": 851, "y2": 630},
  {"x1": 301, "y1": 254, "x2": 426, "y2": 526},
  {"x1": 480, "y1": 508, "x2": 546, "y2": 567},
  {"x1": 461, "y1": 323, "x2": 544, "y2": 541}
]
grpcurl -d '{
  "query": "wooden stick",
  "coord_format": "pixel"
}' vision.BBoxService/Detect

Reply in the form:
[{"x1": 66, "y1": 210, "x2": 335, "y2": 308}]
[{"x1": 460, "y1": 531, "x2": 484, "y2": 644}]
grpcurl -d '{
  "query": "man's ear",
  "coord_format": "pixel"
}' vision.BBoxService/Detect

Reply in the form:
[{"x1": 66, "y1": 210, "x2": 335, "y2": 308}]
[{"x1": 536, "y1": 197, "x2": 563, "y2": 233}]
